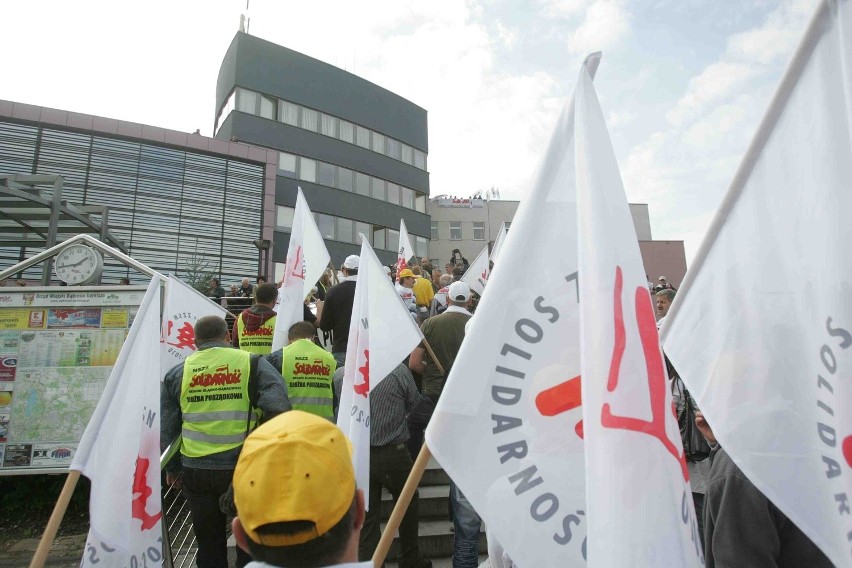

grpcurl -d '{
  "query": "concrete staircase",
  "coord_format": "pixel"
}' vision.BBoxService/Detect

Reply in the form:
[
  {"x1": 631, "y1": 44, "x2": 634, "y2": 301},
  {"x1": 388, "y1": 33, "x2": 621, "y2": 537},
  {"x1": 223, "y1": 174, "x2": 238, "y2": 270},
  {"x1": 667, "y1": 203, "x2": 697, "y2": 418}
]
[{"x1": 382, "y1": 455, "x2": 487, "y2": 566}]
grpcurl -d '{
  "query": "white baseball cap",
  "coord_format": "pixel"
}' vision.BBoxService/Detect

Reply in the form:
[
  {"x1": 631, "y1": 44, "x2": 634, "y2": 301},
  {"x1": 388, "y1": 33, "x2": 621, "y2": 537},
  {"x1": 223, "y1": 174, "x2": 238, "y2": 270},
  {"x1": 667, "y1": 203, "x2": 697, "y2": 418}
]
[
  {"x1": 343, "y1": 255, "x2": 360, "y2": 270},
  {"x1": 448, "y1": 281, "x2": 471, "y2": 302}
]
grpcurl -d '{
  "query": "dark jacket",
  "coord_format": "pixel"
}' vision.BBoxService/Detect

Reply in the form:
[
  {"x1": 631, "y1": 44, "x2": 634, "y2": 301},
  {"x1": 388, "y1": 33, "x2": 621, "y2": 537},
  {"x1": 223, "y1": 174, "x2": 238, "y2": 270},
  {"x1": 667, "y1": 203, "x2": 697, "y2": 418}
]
[
  {"x1": 318, "y1": 279, "x2": 356, "y2": 353},
  {"x1": 704, "y1": 446, "x2": 833, "y2": 568}
]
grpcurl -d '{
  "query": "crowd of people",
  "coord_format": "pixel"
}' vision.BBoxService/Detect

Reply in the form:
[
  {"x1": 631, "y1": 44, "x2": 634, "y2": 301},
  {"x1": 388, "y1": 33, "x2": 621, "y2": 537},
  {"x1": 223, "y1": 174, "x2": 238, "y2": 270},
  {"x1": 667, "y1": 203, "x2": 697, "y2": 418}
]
[{"x1": 160, "y1": 255, "x2": 831, "y2": 568}]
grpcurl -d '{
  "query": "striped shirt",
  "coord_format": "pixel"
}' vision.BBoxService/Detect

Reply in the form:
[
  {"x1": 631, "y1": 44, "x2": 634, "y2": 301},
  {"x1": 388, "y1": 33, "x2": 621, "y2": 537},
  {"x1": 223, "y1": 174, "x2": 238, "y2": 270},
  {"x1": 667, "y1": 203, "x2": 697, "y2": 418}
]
[{"x1": 333, "y1": 363, "x2": 423, "y2": 446}]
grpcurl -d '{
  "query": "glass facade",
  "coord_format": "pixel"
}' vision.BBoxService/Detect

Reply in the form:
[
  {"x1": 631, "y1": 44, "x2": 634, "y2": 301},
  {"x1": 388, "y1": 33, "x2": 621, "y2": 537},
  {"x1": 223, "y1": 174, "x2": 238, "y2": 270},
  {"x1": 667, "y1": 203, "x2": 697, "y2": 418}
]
[
  {"x1": 217, "y1": 87, "x2": 427, "y2": 171},
  {"x1": 0, "y1": 120, "x2": 265, "y2": 285}
]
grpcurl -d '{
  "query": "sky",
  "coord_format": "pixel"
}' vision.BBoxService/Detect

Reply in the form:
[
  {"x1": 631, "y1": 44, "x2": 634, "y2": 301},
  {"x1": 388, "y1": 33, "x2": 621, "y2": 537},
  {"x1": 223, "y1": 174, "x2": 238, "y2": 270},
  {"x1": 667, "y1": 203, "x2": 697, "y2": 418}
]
[{"x1": 1, "y1": 0, "x2": 821, "y2": 262}]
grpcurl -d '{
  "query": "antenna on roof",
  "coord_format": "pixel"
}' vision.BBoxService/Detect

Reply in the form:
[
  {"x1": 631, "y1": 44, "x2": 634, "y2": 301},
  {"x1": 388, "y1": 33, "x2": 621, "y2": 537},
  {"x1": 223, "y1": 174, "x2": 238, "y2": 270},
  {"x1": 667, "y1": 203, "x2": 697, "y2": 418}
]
[{"x1": 239, "y1": 0, "x2": 250, "y2": 34}]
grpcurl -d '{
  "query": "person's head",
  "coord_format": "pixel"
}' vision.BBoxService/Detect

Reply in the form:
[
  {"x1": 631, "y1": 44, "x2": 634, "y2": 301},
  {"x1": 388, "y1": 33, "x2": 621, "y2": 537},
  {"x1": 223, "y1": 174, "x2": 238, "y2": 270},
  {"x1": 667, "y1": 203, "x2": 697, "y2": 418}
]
[
  {"x1": 257, "y1": 276, "x2": 267, "y2": 285},
  {"x1": 230, "y1": 284, "x2": 239, "y2": 293},
  {"x1": 439, "y1": 274, "x2": 453, "y2": 288},
  {"x1": 421, "y1": 261, "x2": 433, "y2": 274},
  {"x1": 119, "y1": 277, "x2": 130, "y2": 285},
  {"x1": 341, "y1": 255, "x2": 359, "y2": 277},
  {"x1": 242, "y1": 277, "x2": 251, "y2": 288},
  {"x1": 255, "y1": 283, "x2": 278, "y2": 307},
  {"x1": 445, "y1": 263, "x2": 453, "y2": 274},
  {"x1": 658, "y1": 276, "x2": 667, "y2": 284},
  {"x1": 447, "y1": 281, "x2": 471, "y2": 308},
  {"x1": 656, "y1": 289, "x2": 676, "y2": 317},
  {"x1": 397, "y1": 269, "x2": 416, "y2": 289},
  {"x1": 211, "y1": 278, "x2": 220, "y2": 288},
  {"x1": 15, "y1": 279, "x2": 26, "y2": 287},
  {"x1": 451, "y1": 266, "x2": 465, "y2": 281},
  {"x1": 432, "y1": 269, "x2": 442, "y2": 283},
  {"x1": 320, "y1": 268, "x2": 333, "y2": 286},
  {"x1": 232, "y1": 411, "x2": 365, "y2": 568},
  {"x1": 194, "y1": 316, "x2": 229, "y2": 346},
  {"x1": 288, "y1": 322, "x2": 316, "y2": 344},
  {"x1": 410, "y1": 265, "x2": 422, "y2": 276}
]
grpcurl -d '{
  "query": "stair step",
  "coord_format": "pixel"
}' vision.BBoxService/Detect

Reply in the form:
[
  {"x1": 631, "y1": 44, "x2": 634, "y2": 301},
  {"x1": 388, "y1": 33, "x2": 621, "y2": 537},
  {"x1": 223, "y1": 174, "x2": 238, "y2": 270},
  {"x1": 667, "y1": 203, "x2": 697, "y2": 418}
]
[
  {"x1": 382, "y1": 519, "x2": 487, "y2": 559},
  {"x1": 380, "y1": 484, "x2": 450, "y2": 521}
]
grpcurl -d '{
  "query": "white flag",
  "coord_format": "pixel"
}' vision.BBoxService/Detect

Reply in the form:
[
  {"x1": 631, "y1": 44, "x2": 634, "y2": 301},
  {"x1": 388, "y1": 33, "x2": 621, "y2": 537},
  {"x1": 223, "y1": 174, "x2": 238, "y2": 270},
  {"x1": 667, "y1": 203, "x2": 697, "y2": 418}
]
[
  {"x1": 337, "y1": 237, "x2": 422, "y2": 507},
  {"x1": 72, "y1": 277, "x2": 162, "y2": 567},
  {"x1": 574, "y1": 67, "x2": 702, "y2": 566},
  {"x1": 396, "y1": 218, "x2": 416, "y2": 277},
  {"x1": 272, "y1": 187, "x2": 331, "y2": 351},
  {"x1": 426, "y1": 54, "x2": 600, "y2": 566},
  {"x1": 160, "y1": 275, "x2": 227, "y2": 379},
  {"x1": 460, "y1": 244, "x2": 489, "y2": 297},
  {"x1": 662, "y1": 2, "x2": 852, "y2": 565},
  {"x1": 490, "y1": 221, "x2": 508, "y2": 264}
]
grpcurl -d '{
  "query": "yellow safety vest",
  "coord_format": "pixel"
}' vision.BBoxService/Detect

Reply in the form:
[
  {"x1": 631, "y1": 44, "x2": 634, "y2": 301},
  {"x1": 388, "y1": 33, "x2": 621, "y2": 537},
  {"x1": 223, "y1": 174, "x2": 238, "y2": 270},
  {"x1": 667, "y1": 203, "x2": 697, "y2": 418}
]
[
  {"x1": 236, "y1": 313, "x2": 276, "y2": 355},
  {"x1": 180, "y1": 347, "x2": 253, "y2": 458},
  {"x1": 281, "y1": 339, "x2": 336, "y2": 419}
]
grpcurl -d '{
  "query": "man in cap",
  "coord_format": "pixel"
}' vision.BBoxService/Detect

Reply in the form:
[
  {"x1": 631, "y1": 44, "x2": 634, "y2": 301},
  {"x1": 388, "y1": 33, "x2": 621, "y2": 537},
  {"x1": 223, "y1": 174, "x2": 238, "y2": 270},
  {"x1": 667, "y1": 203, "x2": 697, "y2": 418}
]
[
  {"x1": 653, "y1": 275, "x2": 676, "y2": 294},
  {"x1": 408, "y1": 282, "x2": 478, "y2": 567},
  {"x1": 396, "y1": 268, "x2": 417, "y2": 316},
  {"x1": 266, "y1": 322, "x2": 336, "y2": 419},
  {"x1": 161, "y1": 315, "x2": 290, "y2": 568},
  {"x1": 233, "y1": 283, "x2": 279, "y2": 355},
  {"x1": 319, "y1": 255, "x2": 359, "y2": 367},
  {"x1": 231, "y1": 411, "x2": 371, "y2": 568}
]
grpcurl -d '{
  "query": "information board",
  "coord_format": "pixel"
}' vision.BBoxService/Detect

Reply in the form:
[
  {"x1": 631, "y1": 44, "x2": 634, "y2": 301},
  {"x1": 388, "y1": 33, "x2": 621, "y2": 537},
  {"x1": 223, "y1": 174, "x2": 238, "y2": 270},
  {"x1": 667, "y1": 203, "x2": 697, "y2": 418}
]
[{"x1": 0, "y1": 286, "x2": 146, "y2": 475}]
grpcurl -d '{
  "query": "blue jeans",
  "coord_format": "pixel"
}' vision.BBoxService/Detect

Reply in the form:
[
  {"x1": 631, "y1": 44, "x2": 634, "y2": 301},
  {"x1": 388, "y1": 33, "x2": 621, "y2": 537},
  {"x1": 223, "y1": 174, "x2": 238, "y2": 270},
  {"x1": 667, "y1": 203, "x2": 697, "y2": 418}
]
[
  {"x1": 332, "y1": 351, "x2": 346, "y2": 367},
  {"x1": 450, "y1": 481, "x2": 481, "y2": 568}
]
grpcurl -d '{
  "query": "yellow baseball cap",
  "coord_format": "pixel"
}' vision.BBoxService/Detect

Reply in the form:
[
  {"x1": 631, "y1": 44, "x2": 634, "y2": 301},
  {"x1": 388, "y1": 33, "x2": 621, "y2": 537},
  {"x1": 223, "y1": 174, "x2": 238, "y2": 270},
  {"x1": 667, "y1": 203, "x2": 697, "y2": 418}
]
[
  {"x1": 234, "y1": 410, "x2": 355, "y2": 546},
  {"x1": 397, "y1": 268, "x2": 415, "y2": 279}
]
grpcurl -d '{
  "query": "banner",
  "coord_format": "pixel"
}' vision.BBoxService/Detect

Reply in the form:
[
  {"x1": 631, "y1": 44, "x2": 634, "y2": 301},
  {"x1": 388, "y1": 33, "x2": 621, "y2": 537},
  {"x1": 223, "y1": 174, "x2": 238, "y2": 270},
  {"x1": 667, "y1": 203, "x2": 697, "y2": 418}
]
[
  {"x1": 396, "y1": 219, "x2": 416, "y2": 278},
  {"x1": 662, "y1": 2, "x2": 852, "y2": 565},
  {"x1": 272, "y1": 187, "x2": 331, "y2": 351},
  {"x1": 490, "y1": 222, "x2": 508, "y2": 264},
  {"x1": 71, "y1": 277, "x2": 162, "y2": 567},
  {"x1": 336, "y1": 237, "x2": 422, "y2": 508},
  {"x1": 426, "y1": 54, "x2": 601, "y2": 566},
  {"x1": 460, "y1": 244, "x2": 489, "y2": 297},
  {"x1": 160, "y1": 276, "x2": 227, "y2": 379},
  {"x1": 574, "y1": 67, "x2": 702, "y2": 566}
]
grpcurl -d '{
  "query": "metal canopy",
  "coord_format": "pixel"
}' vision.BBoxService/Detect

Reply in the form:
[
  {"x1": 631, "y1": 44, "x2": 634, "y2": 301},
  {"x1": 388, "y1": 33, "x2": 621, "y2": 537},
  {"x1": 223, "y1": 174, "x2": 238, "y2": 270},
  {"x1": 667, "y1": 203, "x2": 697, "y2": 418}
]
[{"x1": 0, "y1": 174, "x2": 128, "y2": 284}]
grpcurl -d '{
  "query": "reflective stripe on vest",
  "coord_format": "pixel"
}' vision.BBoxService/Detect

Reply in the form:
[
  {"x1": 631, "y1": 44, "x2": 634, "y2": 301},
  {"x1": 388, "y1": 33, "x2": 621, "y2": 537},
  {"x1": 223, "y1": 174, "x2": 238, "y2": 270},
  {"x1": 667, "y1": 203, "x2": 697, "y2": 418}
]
[
  {"x1": 236, "y1": 313, "x2": 276, "y2": 355},
  {"x1": 281, "y1": 339, "x2": 336, "y2": 419},
  {"x1": 180, "y1": 347, "x2": 253, "y2": 458}
]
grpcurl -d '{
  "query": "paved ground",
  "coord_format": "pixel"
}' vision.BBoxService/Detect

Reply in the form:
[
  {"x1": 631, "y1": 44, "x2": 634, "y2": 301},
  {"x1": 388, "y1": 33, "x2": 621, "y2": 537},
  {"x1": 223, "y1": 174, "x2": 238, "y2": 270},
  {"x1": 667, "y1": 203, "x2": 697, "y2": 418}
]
[{"x1": 0, "y1": 533, "x2": 87, "y2": 567}]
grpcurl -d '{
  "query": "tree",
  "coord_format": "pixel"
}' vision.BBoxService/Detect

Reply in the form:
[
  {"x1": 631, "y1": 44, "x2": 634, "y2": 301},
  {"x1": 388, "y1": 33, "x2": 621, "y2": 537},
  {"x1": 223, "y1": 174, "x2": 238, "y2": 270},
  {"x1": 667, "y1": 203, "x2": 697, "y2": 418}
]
[{"x1": 179, "y1": 251, "x2": 219, "y2": 294}]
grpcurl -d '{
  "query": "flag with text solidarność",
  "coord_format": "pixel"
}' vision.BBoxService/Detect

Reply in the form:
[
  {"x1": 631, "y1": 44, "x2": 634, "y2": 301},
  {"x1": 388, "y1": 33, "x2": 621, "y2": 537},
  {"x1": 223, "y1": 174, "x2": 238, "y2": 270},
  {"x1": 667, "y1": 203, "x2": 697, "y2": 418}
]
[
  {"x1": 160, "y1": 275, "x2": 227, "y2": 379},
  {"x1": 662, "y1": 1, "x2": 852, "y2": 565},
  {"x1": 426, "y1": 53, "x2": 601, "y2": 566},
  {"x1": 72, "y1": 276, "x2": 163, "y2": 567},
  {"x1": 272, "y1": 187, "x2": 331, "y2": 351},
  {"x1": 574, "y1": 66, "x2": 703, "y2": 567},
  {"x1": 460, "y1": 244, "x2": 489, "y2": 296},
  {"x1": 336, "y1": 236, "x2": 422, "y2": 508}
]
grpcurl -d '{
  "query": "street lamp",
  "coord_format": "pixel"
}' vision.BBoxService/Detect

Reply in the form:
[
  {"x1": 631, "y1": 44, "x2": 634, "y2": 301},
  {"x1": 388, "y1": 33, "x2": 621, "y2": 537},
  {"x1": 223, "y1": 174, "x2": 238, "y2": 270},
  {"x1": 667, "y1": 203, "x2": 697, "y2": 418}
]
[{"x1": 253, "y1": 238, "x2": 271, "y2": 281}]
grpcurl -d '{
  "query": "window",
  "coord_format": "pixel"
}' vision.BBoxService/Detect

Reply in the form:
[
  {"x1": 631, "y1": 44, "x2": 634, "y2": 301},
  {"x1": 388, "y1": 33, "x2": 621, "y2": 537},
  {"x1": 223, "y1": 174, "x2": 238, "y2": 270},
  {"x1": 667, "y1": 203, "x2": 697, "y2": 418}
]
[
  {"x1": 387, "y1": 229, "x2": 400, "y2": 253},
  {"x1": 339, "y1": 120, "x2": 354, "y2": 143},
  {"x1": 300, "y1": 158, "x2": 316, "y2": 183},
  {"x1": 401, "y1": 144, "x2": 413, "y2": 165},
  {"x1": 355, "y1": 172, "x2": 370, "y2": 196},
  {"x1": 386, "y1": 183, "x2": 400, "y2": 205},
  {"x1": 236, "y1": 88, "x2": 257, "y2": 114},
  {"x1": 321, "y1": 114, "x2": 337, "y2": 137},
  {"x1": 386, "y1": 138, "x2": 401, "y2": 160},
  {"x1": 276, "y1": 206, "x2": 295, "y2": 230},
  {"x1": 416, "y1": 236, "x2": 428, "y2": 258},
  {"x1": 401, "y1": 187, "x2": 414, "y2": 209},
  {"x1": 431, "y1": 221, "x2": 439, "y2": 240},
  {"x1": 356, "y1": 126, "x2": 370, "y2": 149},
  {"x1": 316, "y1": 213, "x2": 335, "y2": 239},
  {"x1": 279, "y1": 101, "x2": 299, "y2": 126},
  {"x1": 449, "y1": 221, "x2": 462, "y2": 241},
  {"x1": 371, "y1": 177, "x2": 385, "y2": 200},
  {"x1": 473, "y1": 222, "x2": 485, "y2": 240},
  {"x1": 337, "y1": 167, "x2": 353, "y2": 192},
  {"x1": 372, "y1": 133, "x2": 385, "y2": 154},
  {"x1": 301, "y1": 108, "x2": 318, "y2": 132},
  {"x1": 415, "y1": 193, "x2": 426, "y2": 213},
  {"x1": 414, "y1": 149, "x2": 426, "y2": 170},
  {"x1": 278, "y1": 153, "x2": 297, "y2": 178},
  {"x1": 373, "y1": 227, "x2": 386, "y2": 250},
  {"x1": 318, "y1": 162, "x2": 336, "y2": 187},
  {"x1": 355, "y1": 222, "x2": 371, "y2": 244},
  {"x1": 337, "y1": 217, "x2": 354, "y2": 243},
  {"x1": 260, "y1": 95, "x2": 275, "y2": 120}
]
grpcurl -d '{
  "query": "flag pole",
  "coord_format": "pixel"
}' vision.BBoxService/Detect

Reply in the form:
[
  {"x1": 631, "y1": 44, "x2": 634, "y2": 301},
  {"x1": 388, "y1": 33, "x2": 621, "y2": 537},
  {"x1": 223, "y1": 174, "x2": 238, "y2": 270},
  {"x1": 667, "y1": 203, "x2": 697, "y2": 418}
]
[
  {"x1": 372, "y1": 338, "x2": 445, "y2": 567},
  {"x1": 29, "y1": 470, "x2": 81, "y2": 568}
]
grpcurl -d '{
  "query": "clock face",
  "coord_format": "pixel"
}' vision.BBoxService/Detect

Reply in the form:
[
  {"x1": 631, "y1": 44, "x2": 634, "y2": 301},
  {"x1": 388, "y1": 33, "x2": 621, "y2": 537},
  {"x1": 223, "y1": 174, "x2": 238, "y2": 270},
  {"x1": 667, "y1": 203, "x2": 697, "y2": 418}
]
[{"x1": 54, "y1": 245, "x2": 103, "y2": 285}]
